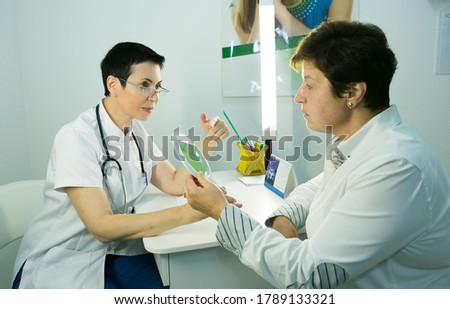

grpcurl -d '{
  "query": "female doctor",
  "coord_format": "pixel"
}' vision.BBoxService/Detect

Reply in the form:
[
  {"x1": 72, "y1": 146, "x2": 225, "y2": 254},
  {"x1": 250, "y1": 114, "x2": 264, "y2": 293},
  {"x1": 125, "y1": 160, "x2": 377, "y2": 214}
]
[{"x1": 12, "y1": 42, "x2": 231, "y2": 288}]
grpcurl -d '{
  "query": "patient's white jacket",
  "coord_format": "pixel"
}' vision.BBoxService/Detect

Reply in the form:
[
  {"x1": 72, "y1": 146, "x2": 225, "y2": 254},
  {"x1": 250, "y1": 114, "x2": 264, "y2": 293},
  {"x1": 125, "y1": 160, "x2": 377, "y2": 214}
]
[{"x1": 216, "y1": 105, "x2": 450, "y2": 288}]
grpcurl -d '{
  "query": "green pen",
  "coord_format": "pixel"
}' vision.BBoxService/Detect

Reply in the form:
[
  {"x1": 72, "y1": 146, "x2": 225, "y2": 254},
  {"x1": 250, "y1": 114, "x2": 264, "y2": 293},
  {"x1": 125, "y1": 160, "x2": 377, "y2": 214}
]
[{"x1": 223, "y1": 110, "x2": 249, "y2": 147}]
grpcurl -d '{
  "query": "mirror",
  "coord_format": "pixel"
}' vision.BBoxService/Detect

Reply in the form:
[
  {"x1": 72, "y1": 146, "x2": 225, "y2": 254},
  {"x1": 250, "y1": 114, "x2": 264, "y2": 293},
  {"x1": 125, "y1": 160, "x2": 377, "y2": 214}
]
[{"x1": 173, "y1": 134, "x2": 212, "y2": 179}]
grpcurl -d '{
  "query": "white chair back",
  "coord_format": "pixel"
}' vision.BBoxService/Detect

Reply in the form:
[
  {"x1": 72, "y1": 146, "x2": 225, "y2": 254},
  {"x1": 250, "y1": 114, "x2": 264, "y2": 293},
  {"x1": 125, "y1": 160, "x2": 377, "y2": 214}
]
[{"x1": 0, "y1": 180, "x2": 45, "y2": 288}]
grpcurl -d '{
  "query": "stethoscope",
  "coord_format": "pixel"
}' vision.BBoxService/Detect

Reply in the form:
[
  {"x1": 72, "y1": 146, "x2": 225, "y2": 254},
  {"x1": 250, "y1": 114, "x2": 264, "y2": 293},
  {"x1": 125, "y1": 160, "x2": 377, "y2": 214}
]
[{"x1": 95, "y1": 104, "x2": 147, "y2": 214}]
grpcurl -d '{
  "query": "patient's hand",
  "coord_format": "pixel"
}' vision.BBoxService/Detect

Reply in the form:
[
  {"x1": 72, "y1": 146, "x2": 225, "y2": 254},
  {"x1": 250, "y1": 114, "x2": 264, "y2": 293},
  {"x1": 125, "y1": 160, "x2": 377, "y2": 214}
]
[
  {"x1": 185, "y1": 173, "x2": 229, "y2": 220},
  {"x1": 272, "y1": 216, "x2": 299, "y2": 238}
]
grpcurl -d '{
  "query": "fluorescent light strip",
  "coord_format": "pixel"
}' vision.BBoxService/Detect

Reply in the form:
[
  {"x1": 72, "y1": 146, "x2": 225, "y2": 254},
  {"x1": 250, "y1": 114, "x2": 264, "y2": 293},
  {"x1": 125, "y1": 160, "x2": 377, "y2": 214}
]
[{"x1": 259, "y1": 0, "x2": 277, "y2": 136}]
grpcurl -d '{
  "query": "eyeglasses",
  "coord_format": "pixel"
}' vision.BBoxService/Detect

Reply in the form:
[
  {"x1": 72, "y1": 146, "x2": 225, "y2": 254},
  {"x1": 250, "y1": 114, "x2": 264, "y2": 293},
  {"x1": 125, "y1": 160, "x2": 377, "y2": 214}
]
[{"x1": 118, "y1": 77, "x2": 169, "y2": 99}]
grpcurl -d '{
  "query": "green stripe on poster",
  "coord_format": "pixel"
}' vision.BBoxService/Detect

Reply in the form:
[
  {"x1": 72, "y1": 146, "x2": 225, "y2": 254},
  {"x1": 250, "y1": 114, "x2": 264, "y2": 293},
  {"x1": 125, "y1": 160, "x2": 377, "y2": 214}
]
[{"x1": 222, "y1": 35, "x2": 304, "y2": 59}]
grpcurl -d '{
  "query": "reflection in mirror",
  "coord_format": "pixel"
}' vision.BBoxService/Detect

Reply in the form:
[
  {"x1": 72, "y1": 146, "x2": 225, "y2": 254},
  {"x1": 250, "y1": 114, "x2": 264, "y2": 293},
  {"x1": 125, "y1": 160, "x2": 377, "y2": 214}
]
[
  {"x1": 221, "y1": 0, "x2": 353, "y2": 97},
  {"x1": 229, "y1": 0, "x2": 353, "y2": 45}
]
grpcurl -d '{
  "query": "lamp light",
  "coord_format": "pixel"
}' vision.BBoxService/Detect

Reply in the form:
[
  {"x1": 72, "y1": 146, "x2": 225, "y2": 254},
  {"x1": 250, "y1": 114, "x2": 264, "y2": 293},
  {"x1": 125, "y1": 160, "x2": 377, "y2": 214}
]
[{"x1": 259, "y1": 0, "x2": 277, "y2": 167}]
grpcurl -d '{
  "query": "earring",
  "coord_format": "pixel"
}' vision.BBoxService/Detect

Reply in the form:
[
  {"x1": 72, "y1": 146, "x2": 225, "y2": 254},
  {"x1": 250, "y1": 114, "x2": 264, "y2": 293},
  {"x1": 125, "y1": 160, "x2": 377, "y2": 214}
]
[{"x1": 347, "y1": 102, "x2": 353, "y2": 109}]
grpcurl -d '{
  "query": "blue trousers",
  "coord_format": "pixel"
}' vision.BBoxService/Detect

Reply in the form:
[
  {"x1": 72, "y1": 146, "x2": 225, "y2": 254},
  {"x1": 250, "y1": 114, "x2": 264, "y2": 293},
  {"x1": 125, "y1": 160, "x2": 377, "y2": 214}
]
[
  {"x1": 13, "y1": 253, "x2": 168, "y2": 289},
  {"x1": 105, "y1": 253, "x2": 168, "y2": 289},
  {"x1": 105, "y1": 254, "x2": 168, "y2": 289}
]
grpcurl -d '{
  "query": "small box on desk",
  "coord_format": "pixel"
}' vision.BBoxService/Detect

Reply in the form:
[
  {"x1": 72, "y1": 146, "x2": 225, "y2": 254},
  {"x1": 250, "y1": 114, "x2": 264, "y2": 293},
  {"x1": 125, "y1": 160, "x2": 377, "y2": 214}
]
[{"x1": 264, "y1": 154, "x2": 297, "y2": 198}]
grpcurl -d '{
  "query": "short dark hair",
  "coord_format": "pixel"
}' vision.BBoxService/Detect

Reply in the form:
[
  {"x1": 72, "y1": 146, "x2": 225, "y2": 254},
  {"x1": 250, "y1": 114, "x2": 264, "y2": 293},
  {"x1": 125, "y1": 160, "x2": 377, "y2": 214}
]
[
  {"x1": 291, "y1": 21, "x2": 398, "y2": 112},
  {"x1": 100, "y1": 42, "x2": 165, "y2": 96}
]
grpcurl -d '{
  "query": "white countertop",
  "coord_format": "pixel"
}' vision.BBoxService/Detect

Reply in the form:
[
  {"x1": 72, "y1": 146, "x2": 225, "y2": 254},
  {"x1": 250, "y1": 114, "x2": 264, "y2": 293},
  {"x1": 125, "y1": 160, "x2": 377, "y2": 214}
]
[{"x1": 136, "y1": 170, "x2": 283, "y2": 254}]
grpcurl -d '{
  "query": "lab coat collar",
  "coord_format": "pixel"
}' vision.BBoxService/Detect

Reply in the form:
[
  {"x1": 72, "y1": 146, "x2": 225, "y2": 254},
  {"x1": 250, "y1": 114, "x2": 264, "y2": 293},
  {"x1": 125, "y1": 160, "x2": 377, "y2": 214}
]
[{"x1": 334, "y1": 105, "x2": 402, "y2": 161}]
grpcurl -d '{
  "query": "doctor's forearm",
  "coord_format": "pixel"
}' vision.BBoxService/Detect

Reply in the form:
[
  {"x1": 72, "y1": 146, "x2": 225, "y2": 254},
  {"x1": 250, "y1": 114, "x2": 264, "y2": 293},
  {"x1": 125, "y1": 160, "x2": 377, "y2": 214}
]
[{"x1": 91, "y1": 204, "x2": 205, "y2": 242}]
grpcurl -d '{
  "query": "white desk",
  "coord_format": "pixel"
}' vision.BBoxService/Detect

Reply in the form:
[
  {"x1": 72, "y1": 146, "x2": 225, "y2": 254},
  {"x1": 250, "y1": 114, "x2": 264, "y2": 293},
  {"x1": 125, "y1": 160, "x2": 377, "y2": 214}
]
[{"x1": 136, "y1": 170, "x2": 284, "y2": 288}]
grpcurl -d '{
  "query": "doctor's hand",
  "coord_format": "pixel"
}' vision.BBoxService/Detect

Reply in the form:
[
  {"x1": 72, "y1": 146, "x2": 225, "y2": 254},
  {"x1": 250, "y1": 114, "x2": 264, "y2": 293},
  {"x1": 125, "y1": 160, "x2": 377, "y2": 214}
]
[
  {"x1": 200, "y1": 113, "x2": 230, "y2": 140},
  {"x1": 185, "y1": 173, "x2": 241, "y2": 221},
  {"x1": 199, "y1": 113, "x2": 230, "y2": 156}
]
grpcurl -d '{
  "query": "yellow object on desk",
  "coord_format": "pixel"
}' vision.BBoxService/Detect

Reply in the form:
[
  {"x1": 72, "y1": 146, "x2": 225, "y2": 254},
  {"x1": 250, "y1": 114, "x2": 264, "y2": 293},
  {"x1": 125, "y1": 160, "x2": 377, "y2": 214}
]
[{"x1": 236, "y1": 141, "x2": 267, "y2": 176}]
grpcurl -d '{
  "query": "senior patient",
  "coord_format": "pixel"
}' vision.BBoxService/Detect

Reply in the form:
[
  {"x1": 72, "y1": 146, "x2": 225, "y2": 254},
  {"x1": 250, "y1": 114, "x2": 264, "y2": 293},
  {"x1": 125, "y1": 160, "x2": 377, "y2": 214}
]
[{"x1": 185, "y1": 21, "x2": 450, "y2": 288}]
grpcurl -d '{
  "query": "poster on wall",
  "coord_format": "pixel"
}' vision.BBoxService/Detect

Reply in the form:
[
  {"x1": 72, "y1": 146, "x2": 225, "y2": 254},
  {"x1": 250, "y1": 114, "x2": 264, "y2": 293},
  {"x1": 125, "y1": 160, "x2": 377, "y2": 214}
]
[{"x1": 221, "y1": 0, "x2": 302, "y2": 97}]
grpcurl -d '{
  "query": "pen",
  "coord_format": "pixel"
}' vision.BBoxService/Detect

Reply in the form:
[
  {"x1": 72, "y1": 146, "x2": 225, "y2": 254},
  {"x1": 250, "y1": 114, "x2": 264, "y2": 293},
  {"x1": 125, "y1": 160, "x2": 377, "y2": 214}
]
[{"x1": 223, "y1": 110, "x2": 248, "y2": 147}]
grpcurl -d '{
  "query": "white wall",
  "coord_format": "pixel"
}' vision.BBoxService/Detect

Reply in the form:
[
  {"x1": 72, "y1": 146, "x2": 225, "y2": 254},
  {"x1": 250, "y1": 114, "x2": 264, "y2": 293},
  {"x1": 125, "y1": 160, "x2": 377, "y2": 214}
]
[
  {"x1": 0, "y1": 0, "x2": 30, "y2": 185},
  {"x1": 1, "y1": 0, "x2": 449, "y2": 186},
  {"x1": 358, "y1": 0, "x2": 450, "y2": 175}
]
